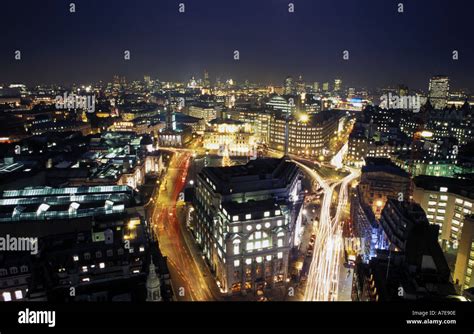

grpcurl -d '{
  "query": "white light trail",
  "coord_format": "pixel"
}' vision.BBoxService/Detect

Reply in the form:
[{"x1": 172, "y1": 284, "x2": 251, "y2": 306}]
[{"x1": 295, "y1": 161, "x2": 359, "y2": 301}]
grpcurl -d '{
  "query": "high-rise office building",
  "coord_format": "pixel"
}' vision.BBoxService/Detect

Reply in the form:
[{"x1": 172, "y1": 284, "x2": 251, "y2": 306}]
[
  {"x1": 203, "y1": 70, "x2": 210, "y2": 88},
  {"x1": 334, "y1": 79, "x2": 342, "y2": 93},
  {"x1": 313, "y1": 82, "x2": 320, "y2": 93},
  {"x1": 284, "y1": 76, "x2": 294, "y2": 95},
  {"x1": 322, "y1": 82, "x2": 329, "y2": 92},
  {"x1": 429, "y1": 75, "x2": 450, "y2": 110},
  {"x1": 296, "y1": 75, "x2": 305, "y2": 94}
]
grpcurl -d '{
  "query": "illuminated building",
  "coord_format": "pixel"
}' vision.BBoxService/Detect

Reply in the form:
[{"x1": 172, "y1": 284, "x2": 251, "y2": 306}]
[
  {"x1": 0, "y1": 185, "x2": 173, "y2": 301},
  {"x1": 284, "y1": 76, "x2": 294, "y2": 95},
  {"x1": 226, "y1": 108, "x2": 271, "y2": 144},
  {"x1": 313, "y1": 82, "x2": 319, "y2": 93},
  {"x1": 158, "y1": 105, "x2": 193, "y2": 147},
  {"x1": 358, "y1": 158, "x2": 410, "y2": 218},
  {"x1": 350, "y1": 186, "x2": 380, "y2": 262},
  {"x1": 296, "y1": 75, "x2": 305, "y2": 94},
  {"x1": 120, "y1": 103, "x2": 160, "y2": 121},
  {"x1": 413, "y1": 176, "x2": 473, "y2": 249},
  {"x1": 453, "y1": 215, "x2": 474, "y2": 292},
  {"x1": 322, "y1": 82, "x2": 329, "y2": 92},
  {"x1": 187, "y1": 102, "x2": 218, "y2": 123},
  {"x1": 429, "y1": 75, "x2": 450, "y2": 110},
  {"x1": 191, "y1": 158, "x2": 303, "y2": 294},
  {"x1": 30, "y1": 120, "x2": 92, "y2": 136},
  {"x1": 266, "y1": 95, "x2": 295, "y2": 115},
  {"x1": 352, "y1": 202, "x2": 456, "y2": 301},
  {"x1": 108, "y1": 119, "x2": 164, "y2": 137},
  {"x1": 347, "y1": 136, "x2": 410, "y2": 168},
  {"x1": 268, "y1": 110, "x2": 342, "y2": 157},
  {"x1": 334, "y1": 79, "x2": 342, "y2": 93},
  {"x1": 203, "y1": 119, "x2": 256, "y2": 157}
]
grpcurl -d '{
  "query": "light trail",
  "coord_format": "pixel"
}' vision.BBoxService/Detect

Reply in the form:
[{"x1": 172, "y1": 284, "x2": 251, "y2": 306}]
[
  {"x1": 330, "y1": 142, "x2": 348, "y2": 169},
  {"x1": 294, "y1": 160, "x2": 359, "y2": 301}
]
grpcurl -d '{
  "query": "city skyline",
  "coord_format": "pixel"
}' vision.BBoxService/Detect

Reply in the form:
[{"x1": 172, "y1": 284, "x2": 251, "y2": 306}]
[
  {"x1": 1, "y1": 0, "x2": 474, "y2": 330},
  {"x1": 1, "y1": 0, "x2": 473, "y2": 91}
]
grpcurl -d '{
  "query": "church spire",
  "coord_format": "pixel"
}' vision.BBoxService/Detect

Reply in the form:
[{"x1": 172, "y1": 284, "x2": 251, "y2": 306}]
[{"x1": 146, "y1": 256, "x2": 162, "y2": 301}]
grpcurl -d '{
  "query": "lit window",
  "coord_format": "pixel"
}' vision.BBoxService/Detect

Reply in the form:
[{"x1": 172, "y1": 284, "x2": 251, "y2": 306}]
[
  {"x1": 245, "y1": 258, "x2": 252, "y2": 265},
  {"x1": 264, "y1": 211, "x2": 270, "y2": 217},
  {"x1": 246, "y1": 225, "x2": 252, "y2": 231},
  {"x1": 277, "y1": 220, "x2": 283, "y2": 226},
  {"x1": 234, "y1": 260, "x2": 240, "y2": 267},
  {"x1": 266, "y1": 255, "x2": 272, "y2": 261},
  {"x1": 278, "y1": 239, "x2": 283, "y2": 247},
  {"x1": 256, "y1": 256, "x2": 263, "y2": 263},
  {"x1": 73, "y1": 255, "x2": 79, "y2": 262},
  {"x1": 275, "y1": 210, "x2": 281, "y2": 215},
  {"x1": 256, "y1": 224, "x2": 262, "y2": 230},
  {"x1": 99, "y1": 263, "x2": 105, "y2": 269},
  {"x1": 264, "y1": 222, "x2": 271, "y2": 228},
  {"x1": 277, "y1": 252, "x2": 283, "y2": 259},
  {"x1": 233, "y1": 226, "x2": 239, "y2": 233},
  {"x1": 233, "y1": 216, "x2": 239, "y2": 222},
  {"x1": 246, "y1": 242, "x2": 254, "y2": 251},
  {"x1": 2, "y1": 292, "x2": 12, "y2": 302},
  {"x1": 245, "y1": 214, "x2": 251, "y2": 220},
  {"x1": 14, "y1": 290, "x2": 23, "y2": 299}
]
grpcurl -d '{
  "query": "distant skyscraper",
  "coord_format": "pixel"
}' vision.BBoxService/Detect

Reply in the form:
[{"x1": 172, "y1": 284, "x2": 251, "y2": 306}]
[
  {"x1": 334, "y1": 79, "x2": 342, "y2": 93},
  {"x1": 322, "y1": 82, "x2": 329, "y2": 92},
  {"x1": 284, "y1": 76, "x2": 294, "y2": 95},
  {"x1": 429, "y1": 75, "x2": 449, "y2": 110},
  {"x1": 313, "y1": 82, "x2": 320, "y2": 92},
  {"x1": 296, "y1": 75, "x2": 305, "y2": 94},
  {"x1": 144, "y1": 75, "x2": 151, "y2": 87},
  {"x1": 203, "y1": 70, "x2": 210, "y2": 88},
  {"x1": 347, "y1": 87, "x2": 355, "y2": 98}
]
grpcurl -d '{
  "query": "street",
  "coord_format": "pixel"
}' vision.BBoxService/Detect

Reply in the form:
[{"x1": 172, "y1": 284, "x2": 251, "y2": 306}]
[{"x1": 150, "y1": 150, "x2": 221, "y2": 301}]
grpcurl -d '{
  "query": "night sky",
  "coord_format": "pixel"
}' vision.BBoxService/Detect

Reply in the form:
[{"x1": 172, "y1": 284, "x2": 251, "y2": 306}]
[{"x1": 1, "y1": 0, "x2": 473, "y2": 91}]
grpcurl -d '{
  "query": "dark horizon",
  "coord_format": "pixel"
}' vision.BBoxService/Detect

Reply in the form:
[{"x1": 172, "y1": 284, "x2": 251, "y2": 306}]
[{"x1": 1, "y1": 0, "x2": 473, "y2": 92}]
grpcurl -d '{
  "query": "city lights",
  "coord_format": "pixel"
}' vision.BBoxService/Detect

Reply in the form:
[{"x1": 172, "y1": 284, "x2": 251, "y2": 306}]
[{"x1": 0, "y1": 0, "x2": 472, "y2": 328}]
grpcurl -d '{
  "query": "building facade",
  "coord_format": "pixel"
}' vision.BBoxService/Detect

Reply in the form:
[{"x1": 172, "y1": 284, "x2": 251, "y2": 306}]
[{"x1": 191, "y1": 158, "x2": 303, "y2": 295}]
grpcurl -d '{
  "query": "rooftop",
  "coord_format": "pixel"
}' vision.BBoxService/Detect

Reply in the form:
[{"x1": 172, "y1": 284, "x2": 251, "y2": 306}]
[
  {"x1": 414, "y1": 175, "x2": 474, "y2": 199},
  {"x1": 362, "y1": 157, "x2": 409, "y2": 178}
]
